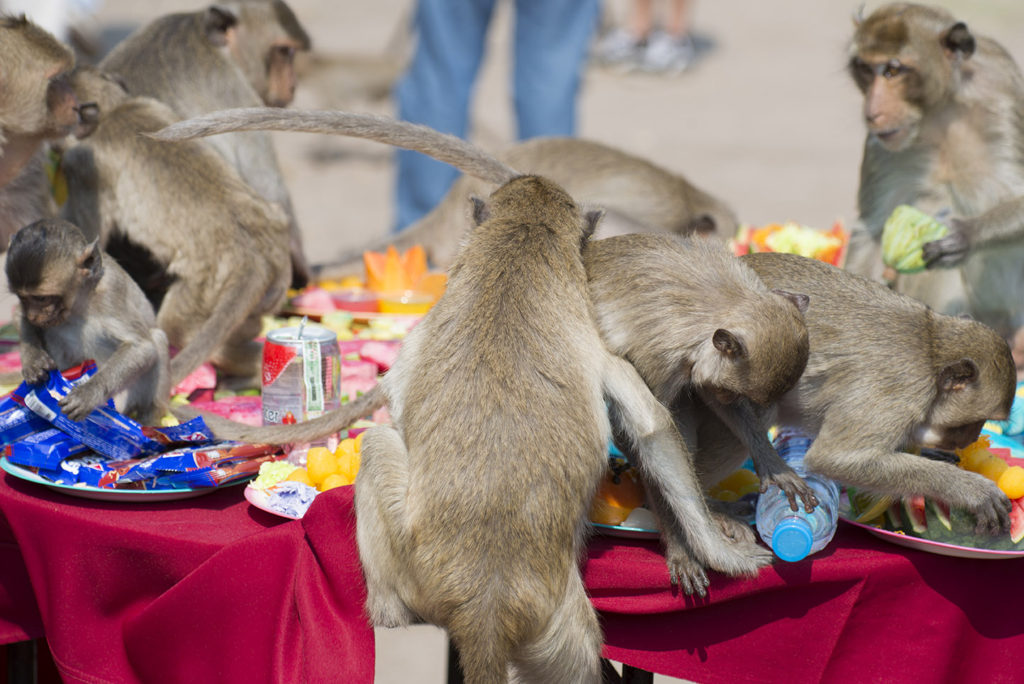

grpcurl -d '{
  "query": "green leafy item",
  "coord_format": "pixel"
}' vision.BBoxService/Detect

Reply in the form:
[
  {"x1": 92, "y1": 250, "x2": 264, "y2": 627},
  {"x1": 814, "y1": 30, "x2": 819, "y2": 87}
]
[{"x1": 881, "y1": 205, "x2": 949, "y2": 273}]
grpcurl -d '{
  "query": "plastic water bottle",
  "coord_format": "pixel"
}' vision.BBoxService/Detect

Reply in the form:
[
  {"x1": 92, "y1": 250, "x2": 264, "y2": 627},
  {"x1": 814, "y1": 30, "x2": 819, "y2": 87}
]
[{"x1": 755, "y1": 428, "x2": 840, "y2": 562}]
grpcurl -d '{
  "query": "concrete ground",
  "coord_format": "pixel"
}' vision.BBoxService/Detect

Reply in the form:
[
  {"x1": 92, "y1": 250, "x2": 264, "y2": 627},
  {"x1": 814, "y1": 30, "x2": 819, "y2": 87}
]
[{"x1": 14, "y1": 0, "x2": 1024, "y2": 681}]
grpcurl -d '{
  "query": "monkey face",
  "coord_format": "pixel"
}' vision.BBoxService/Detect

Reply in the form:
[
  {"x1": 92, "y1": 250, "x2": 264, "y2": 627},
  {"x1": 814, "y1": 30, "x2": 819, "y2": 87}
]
[
  {"x1": 849, "y1": 56, "x2": 925, "y2": 151},
  {"x1": 19, "y1": 293, "x2": 69, "y2": 328}
]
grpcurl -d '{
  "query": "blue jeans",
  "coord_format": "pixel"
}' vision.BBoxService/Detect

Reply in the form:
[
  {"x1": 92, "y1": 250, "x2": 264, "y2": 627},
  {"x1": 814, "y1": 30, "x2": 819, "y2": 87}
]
[{"x1": 393, "y1": 0, "x2": 600, "y2": 231}]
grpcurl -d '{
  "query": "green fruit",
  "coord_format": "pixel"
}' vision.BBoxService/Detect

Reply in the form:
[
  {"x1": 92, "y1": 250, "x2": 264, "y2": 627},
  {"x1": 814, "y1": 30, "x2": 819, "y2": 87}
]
[
  {"x1": 881, "y1": 205, "x2": 949, "y2": 273},
  {"x1": 902, "y1": 495, "x2": 928, "y2": 536}
]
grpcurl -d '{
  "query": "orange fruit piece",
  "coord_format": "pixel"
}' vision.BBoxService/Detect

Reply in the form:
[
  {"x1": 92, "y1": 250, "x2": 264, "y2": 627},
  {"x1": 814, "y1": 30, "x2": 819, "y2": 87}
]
[
  {"x1": 713, "y1": 468, "x2": 761, "y2": 497},
  {"x1": 590, "y1": 469, "x2": 644, "y2": 525},
  {"x1": 320, "y1": 472, "x2": 353, "y2": 491},
  {"x1": 353, "y1": 431, "x2": 365, "y2": 453},
  {"x1": 285, "y1": 468, "x2": 314, "y2": 487},
  {"x1": 998, "y1": 465, "x2": 1024, "y2": 499},
  {"x1": 306, "y1": 446, "x2": 340, "y2": 485},
  {"x1": 978, "y1": 456, "x2": 1009, "y2": 483},
  {"x1": 957, "y1": 435, "x2": 992, "y2": 472}
]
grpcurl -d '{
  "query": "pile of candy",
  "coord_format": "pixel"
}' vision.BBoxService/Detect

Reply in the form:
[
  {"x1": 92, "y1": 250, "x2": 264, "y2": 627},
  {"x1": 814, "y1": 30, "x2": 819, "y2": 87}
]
[{"x1": 2, "y1": 363, "x2": 285, "y2": 490}]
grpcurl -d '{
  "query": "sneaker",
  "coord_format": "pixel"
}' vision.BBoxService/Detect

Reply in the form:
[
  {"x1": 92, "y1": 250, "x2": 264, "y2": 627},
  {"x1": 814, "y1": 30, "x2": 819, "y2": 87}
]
[
  {"x1": 641, "y1": 31, "x2": 695, "y2": 74},
  {"x1": 593, "y1": 27, "x2": 644, "y2": 69}
]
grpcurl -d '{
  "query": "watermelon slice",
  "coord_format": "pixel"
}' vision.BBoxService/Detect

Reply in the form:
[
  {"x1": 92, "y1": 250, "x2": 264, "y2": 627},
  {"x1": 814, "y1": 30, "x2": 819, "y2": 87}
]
[
  {"x1": 1011, "y1": 498, "x2": 1024, "y2": 544},
  {"x1": 902, "y1": 495, "x2": 927, "y2": 535}
]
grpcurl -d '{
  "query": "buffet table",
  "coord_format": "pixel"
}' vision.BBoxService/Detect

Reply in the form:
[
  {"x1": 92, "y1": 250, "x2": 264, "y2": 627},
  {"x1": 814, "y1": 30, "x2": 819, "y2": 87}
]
[{"x1": 0, "y1": 472, "x2": 1022, "y2": 684}]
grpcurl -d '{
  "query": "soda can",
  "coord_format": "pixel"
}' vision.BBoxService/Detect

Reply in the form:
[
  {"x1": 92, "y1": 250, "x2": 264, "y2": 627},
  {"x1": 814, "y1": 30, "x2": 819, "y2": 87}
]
[{"x1": 261, "y1": 320, "x2": 341, "y2": 426}]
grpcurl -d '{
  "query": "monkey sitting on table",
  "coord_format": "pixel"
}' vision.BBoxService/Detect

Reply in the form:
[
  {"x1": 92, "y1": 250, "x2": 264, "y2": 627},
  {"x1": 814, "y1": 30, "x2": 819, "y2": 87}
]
[
  {"x1": 0, "y1": 15, "x2": 79, "y2": 247},
  {"x1": 356, "y1": 174, "x2": 769, "y2": 681},
  {"x1": 5, "y1": 219, "x2": 169, "y2": 423},
  {"x1": 60, "y1": 66, "x2": 292, "y2": 390},
  {"x1": 844, "y1": 3, "x2": 1024, "y2": 370}
]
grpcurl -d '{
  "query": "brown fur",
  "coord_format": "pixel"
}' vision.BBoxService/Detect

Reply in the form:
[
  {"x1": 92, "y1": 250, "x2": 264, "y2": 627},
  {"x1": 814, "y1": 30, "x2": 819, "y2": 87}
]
[
  {"x1": 315, "y1": 136, "x2": 740, "y2": 278},
  {"x1": 5, "y1": 219, "x2": 169, "y2": 423},
  {"x1": 745, "y1": 251, "x2": 1016, "y2": 534},
  {"x1": 61, "y1": 67, "x2": 291, "y2": 388},
  {"x1": 99, "y1": 1, "x2": 313, "y2": 287},
  {"x1": 0, "y1": 15, "x2": 77, "y2": 247},
  {"x1": 845, "y1": 3, "x2": 1024, "y2": 343},
  {"x1": 586, "y1": 233, "x2": 811, "y2": 589},
  {"x1": 356, "y1": 175, "x2": 767, "y2": 682}
]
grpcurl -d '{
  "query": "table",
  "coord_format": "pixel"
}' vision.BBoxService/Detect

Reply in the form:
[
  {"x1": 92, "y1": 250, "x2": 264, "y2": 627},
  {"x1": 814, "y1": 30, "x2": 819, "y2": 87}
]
[{"x1": 1, "y1": 472, "x2": 1022, "y2": 684}]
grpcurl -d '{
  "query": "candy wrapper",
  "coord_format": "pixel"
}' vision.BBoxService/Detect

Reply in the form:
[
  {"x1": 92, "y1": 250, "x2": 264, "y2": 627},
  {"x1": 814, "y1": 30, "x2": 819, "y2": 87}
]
[
  {"x1": 93, "y1": 442, "x2": 284, "y2": 489},
  {"x1": 6, "y1": 428, "x2": 91, "y2": 470},
  {"x1": 24, "y1": 369, "x2": 162, "y2": 460},
  {"x1": 0, "y1": 361, "x2": 100, "y2": 446}
]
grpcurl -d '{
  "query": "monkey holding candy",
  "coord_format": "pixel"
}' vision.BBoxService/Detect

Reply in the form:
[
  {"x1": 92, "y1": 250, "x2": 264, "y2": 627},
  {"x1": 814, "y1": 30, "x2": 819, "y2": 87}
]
[{"x1": 6, "y1": 219, "x2": 169, "y2": 423}]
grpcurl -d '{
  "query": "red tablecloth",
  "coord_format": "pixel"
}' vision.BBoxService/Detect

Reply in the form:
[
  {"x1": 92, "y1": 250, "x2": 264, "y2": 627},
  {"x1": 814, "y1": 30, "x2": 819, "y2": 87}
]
[
  {"x1": 585, "y1": 526, "x2": 1024, "y2": 684},
  {"x1": 0, "y1": 474, "x2": 374, "y2": 683},
  {"x1": 2, "y1": 469, "x2": 1023, "y2": 684}
]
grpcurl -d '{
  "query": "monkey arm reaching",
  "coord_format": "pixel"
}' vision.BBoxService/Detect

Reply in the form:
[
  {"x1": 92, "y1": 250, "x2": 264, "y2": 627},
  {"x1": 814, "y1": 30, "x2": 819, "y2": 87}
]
[{"x1": 923, "y1": 197, "x2": 1024, "y2": 268}]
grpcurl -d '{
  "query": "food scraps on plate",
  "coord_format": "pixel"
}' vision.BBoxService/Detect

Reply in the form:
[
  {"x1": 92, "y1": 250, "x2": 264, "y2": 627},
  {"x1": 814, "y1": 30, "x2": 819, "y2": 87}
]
[{"x1": 732, "y1": 220, "x2": 848, "y2": 267}]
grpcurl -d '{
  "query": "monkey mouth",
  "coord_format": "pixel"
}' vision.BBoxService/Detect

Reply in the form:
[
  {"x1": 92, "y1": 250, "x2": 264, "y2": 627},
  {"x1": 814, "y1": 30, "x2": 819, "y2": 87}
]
[{"x1": 870, "y1": 127, "x2": 911, "y2": 150}]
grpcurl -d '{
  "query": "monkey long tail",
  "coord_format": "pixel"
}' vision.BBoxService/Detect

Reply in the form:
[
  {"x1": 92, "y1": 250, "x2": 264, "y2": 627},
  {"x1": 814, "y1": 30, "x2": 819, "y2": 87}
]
[
  {"x1": 150, "y1": 108, "x2": 520, "y2": 186},
  {"x1": 171, "y1": 385, "x2": 386, "y2": 444}
]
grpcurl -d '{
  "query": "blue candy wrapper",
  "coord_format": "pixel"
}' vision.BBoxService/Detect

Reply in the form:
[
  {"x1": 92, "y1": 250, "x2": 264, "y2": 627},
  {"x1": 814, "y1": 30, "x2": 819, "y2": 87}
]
[
  {"x1": 6, "y1": 428, "x2": 91, "y2": 470},
  {"x1": 24, "y1": 370, "x2": 160, "y2": 460},
  {"x1": 0, "y1": 383, "x2": 51, "y2": 446}
]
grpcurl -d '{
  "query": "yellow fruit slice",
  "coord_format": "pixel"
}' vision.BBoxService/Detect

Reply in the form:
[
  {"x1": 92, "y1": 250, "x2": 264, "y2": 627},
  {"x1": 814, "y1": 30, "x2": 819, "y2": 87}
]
[
  {"x1": 285, "y1": 469, "x2": 314, "y2": 487},
  {"x1": 997, "y1": 465, "x2": 1024, "y2": 499},
  {"x1": 978, "y1": 456, "x2": 1009, "y2": 483},
  {"x1": 320, "y1": 472, "x2": 353, "y2": 491},
  {"x1": 306, "y1": 447, "x2": 340, "y2": 485}
]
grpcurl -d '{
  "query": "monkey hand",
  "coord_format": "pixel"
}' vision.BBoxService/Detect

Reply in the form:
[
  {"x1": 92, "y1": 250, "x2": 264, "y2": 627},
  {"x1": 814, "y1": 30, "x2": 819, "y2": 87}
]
[
  {"x1": 662, "y1": 535, "x2": 710, "y2": 597},
  {"x1": 965, "y1": 474, "x2": 1013, "y2": 536},
  {"x1": 759, "y1": 469, "x2": 820, "y2": 514},
  {"x1": 922, "y1": 219, "x2": 972, "y2": 268},
  {"x1": 59, "y1": 381, "x2": 107, "y2": 422},
  {"x1": 20, "y1": 349, "x2": 57, "y2": 386}
]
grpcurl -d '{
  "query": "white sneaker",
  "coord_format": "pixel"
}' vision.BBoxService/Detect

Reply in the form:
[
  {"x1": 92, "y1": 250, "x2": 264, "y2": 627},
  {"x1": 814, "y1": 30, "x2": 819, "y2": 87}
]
[
  {"x1": 641, "y1": 31, "x2": 695, "y2": 74},
  {"x1": 593, "y1": 27, "x2": 644, "y2": 69}
]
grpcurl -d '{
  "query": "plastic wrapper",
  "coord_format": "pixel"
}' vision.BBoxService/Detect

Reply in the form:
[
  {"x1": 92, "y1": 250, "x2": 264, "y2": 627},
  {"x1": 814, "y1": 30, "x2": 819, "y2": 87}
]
[
  {"x1": 0, "y1": 362, "x2": 100, "y2": 446},
  {"x1": 24, "y1": 370, "x2": 162, "y2": 460},
  {"x1": 158, "y1": 451, "x2": 285, "y2": 488},
  {"x1": 6, "y1": 428, "x2": 91, "y2": 470},
  {"x1": 881, "y1": 205, "x2": 949, "y2": 273},
  {"x1": 93, "y1": 442, "x2": 284, "y2": 489}
]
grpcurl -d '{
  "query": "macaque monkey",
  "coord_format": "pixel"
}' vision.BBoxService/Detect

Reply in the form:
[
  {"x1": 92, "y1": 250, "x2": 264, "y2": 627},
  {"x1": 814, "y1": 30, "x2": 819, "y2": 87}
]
[
  {"x1": 586, "y1": 233, "x2": 814, "y2": 583},
  {"x1": 99, "y1": 1, "x2": 313, "y2": 287},
  {"x1": 0, "y1": 15, "x2": 78, "y2": 246},
  {"x1": 5, "y1": 219, "x2": 169, "y2": 423},
  {"x1": 355, "y1": 175, "x2": 768, "y2": 682},
  {"x1": 61, "y1": 66, "x2": 292, "y2": 389},
  {"x1": 157, "y1": 109, "x2": 775, "y2": 597},
  {"x1": 738, "y1": 252, "x2": 1015, "y2": 534},
  {"x1": 315, "y1": 136, "x2": 740, "y2": 278},
  {"x1": 845, "y1": 3, "x2": 1024, "y2": 349}
]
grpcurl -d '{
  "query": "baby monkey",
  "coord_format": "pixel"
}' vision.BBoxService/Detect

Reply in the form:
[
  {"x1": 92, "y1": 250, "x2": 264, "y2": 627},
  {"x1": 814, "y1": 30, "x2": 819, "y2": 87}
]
[{"x1": 5, "y1": 219, "x2": 170, "y2": 422}]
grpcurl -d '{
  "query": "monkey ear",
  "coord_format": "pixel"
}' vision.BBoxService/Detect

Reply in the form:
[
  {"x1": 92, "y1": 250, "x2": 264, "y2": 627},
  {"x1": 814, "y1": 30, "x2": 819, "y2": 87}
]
[
  {"x1": 942, "y1": 22, "x2": 975, "y2": 59},
  {"x1": 685, "y1": 214, "x2": 717, "y2": 236},
  {"x1": 470, "y1": 196, "x2": 490, "y2": 226},
  {"x1": 712, "y1": 329, "x2": 745, "y2": 359},
  {"x1": 204, "y1": 5, "x2": 239, "y2": 47},
  {"x1": 583, "y1": 209, "x2": 604, "y2": 241},
  {"x1": 772, "y1": 289, "x2": 810, "y2": 313},
  {"x1": 938, "y1": 358, "x2": 979, "y2": 393},
  {"x1": 76, "y1": 239, "x2": 102, "y2": 278}
]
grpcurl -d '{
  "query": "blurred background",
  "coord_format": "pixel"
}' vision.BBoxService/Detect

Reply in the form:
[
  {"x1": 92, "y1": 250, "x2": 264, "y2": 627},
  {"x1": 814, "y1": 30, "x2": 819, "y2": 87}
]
[{"x1": 5, "y1": 0, "x2": 1024, "y2": 680}]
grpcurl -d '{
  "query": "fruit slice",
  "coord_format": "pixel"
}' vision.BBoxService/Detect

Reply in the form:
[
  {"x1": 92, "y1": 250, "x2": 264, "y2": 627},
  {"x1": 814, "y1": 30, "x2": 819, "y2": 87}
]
[
  {"x1": 1011, "y1": 498, "x2": 1024, "y2": 544},
  {"x1": 590, "y1": 468, "x2": 645, "y2": 526},
  {"x1": 848, "y1": 487, "x2": 893, "y2": 523},
  {"x1": 925, "y1": 499, "x2": 952, "y2": 540},
  {"x1": 998, "y1": 465, "x2": 1024, "y2": 499},
  {"x1": 881, "y1": 205, "x2": 949, "y2": 273},
  {"x1": 902, "y1": 495, "x2": 927, "y2": 535}
]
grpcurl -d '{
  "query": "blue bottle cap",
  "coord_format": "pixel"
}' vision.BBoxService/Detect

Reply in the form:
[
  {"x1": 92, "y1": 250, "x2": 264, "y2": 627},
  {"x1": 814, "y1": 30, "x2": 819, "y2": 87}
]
[{"x1": 772, "y1": 518, "x2": 813, "y2": 562}]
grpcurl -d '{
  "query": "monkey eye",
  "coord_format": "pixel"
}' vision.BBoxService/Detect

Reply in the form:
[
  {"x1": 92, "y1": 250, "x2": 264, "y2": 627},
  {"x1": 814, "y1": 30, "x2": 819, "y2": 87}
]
[
  {"x1": 849, "y1": 57, "x2": 874, "y2": 85},
  {"x1": 275, "y1": 45, "x2": 296, "y2": 59},
  {"x1": 882, "y1": 59, "x2": 908, "y2": 79}
]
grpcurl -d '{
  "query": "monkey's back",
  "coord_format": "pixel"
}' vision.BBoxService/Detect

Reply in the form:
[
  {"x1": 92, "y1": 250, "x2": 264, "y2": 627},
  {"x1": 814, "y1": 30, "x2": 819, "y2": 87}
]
[{"x1": 380, "y1": 187, "x2": 609, "y2": 632}]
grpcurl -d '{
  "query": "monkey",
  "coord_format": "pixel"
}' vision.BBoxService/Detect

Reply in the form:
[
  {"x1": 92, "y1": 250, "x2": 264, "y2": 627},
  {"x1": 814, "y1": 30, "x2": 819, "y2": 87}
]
[
  {"x1": 155, "y1": 109, "x2": 777, "y2": 597},
  {"x1": 354, "y1": 174, "x2": 770, "y2": 681},
  {"x1": 99, "y1": 1, "x2": 313, "y2": 288},
  {"x1": 60, "y1": 66, "x2": 292, "y2": 389},
  {"x1": 0, "y1": 15, "x2": 79, "y2": 247},
  {"x1": 5, "y1": 218, "x2": 169, "y2": 423},
  {"x1": 313, "y1": 135, "x2": 741, "y2": 279},
  {"x1": 844, "y1": 3, "x2": 1024, "y2": 358},
  {"x1": 731, "y1": 252, "x2": 1015, "y2": 535},
  {"x1": 584, "y1": 233, "x2": 816, "y2": 582}
]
